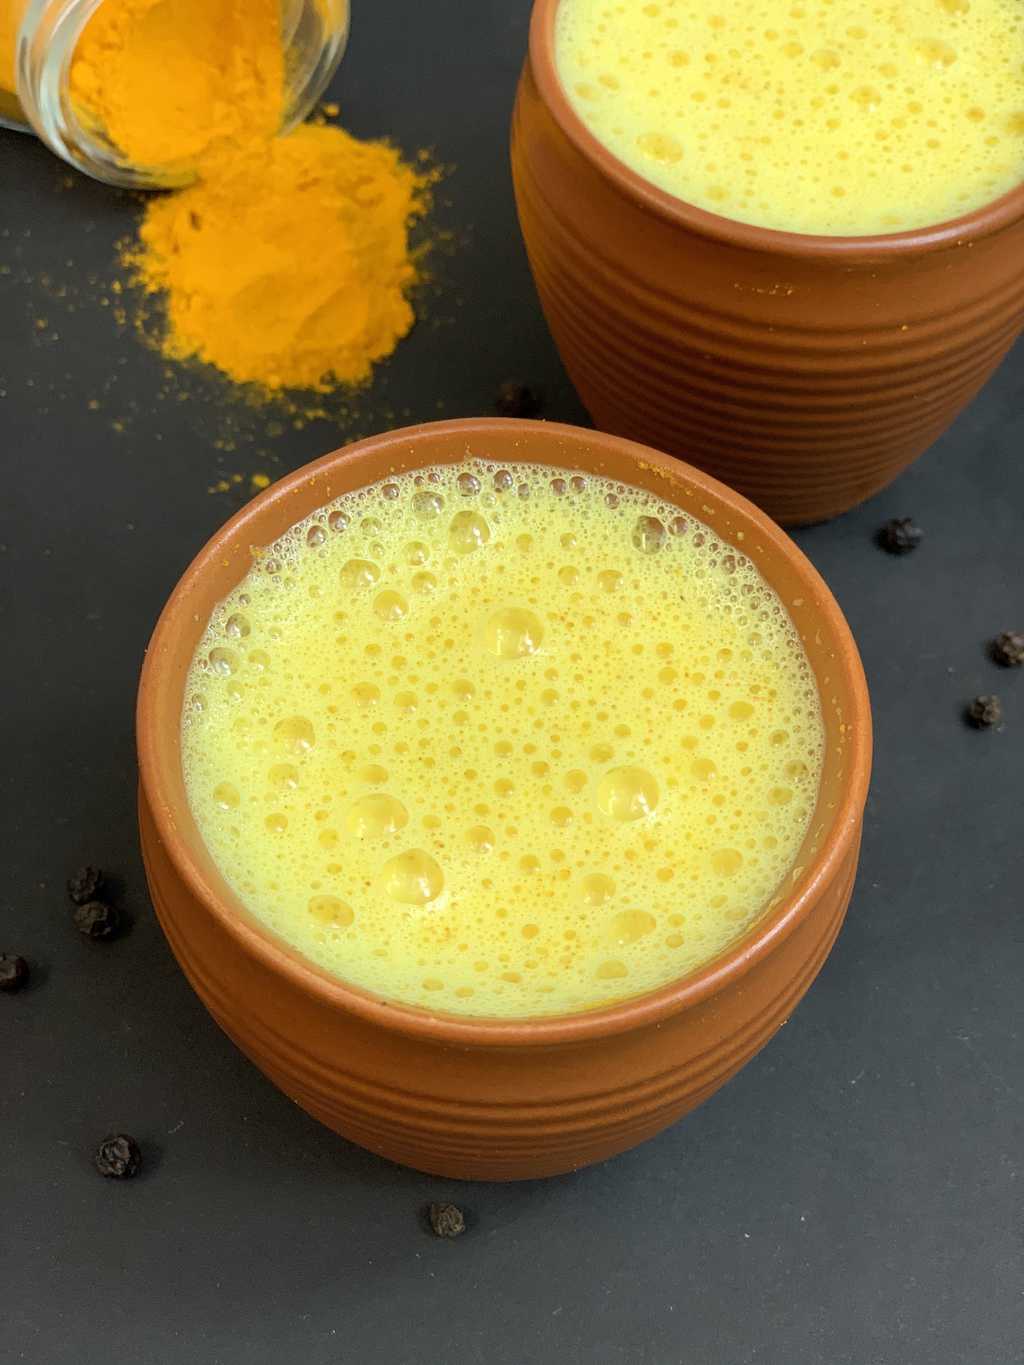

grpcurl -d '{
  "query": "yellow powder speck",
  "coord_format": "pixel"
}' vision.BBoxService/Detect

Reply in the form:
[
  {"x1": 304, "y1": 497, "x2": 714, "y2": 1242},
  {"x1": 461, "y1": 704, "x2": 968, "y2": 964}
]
[{"x1": 250, "y1": 472, "x2": 271, "y2": 491}]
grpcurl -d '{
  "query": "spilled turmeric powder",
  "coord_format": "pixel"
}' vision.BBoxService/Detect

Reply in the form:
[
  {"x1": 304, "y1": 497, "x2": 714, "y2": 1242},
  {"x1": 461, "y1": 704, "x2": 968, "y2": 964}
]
[
  {"x1": 70, "y1": 0, "x2": 433, "y2": 393},
  {"x1": 125, "y1": 122, "x2": 428, "y2": 391}
]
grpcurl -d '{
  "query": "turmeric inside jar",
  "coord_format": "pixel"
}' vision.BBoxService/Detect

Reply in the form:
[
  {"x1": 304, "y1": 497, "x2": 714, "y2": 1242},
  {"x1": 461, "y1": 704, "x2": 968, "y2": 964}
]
[
  {"x1": 1, "y1": 2, "x2": 22, "y2": 116},
  {"x1": 1, "y1": 0, "x2": 283, "y2": 146},
  {"x1": 68, "y1": 0, "x2": 285, "y2": 172}
]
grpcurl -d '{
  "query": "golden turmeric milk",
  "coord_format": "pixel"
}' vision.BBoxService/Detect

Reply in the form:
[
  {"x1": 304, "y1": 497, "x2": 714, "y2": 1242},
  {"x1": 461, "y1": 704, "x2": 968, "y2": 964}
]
[
  {"x1": 182, "y1": 461, "x2": 824, "y2": 1018},
  {"x1": 557, "y1": 0, "x2": 1024, "y2": 234}
]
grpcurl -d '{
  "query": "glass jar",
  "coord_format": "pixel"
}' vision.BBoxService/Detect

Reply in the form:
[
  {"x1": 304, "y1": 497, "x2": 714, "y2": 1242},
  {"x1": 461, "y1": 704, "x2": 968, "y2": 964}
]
[{"x1": 0, "y1": 0, "x2": 349, "y2": 187}]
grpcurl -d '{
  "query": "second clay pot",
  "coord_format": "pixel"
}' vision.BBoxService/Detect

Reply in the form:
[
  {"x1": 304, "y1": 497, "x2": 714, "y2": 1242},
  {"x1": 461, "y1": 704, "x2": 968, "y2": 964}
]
[
  {"x1": 137, "y1": 419, "x2": 871, "y2": 1180},
  {"x1": 511, "y1": 0, "x2": 1024, "y2": 524}
]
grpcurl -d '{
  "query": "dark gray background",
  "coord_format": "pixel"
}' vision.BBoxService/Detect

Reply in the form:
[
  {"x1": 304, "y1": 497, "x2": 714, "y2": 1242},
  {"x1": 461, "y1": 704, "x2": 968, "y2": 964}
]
[{"x1": 1, "y1": 4, "x2": 1022, "y2": 1362}]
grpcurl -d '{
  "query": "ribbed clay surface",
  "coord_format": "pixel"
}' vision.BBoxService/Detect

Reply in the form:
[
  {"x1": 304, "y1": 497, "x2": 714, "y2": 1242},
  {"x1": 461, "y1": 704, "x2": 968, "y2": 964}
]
[
  {"x1": 141, "y1": 795, "x2": 859, "y2": 1178},
  {"x1": 511, "y1": 24, "x2": 1024, "y2": 525}
]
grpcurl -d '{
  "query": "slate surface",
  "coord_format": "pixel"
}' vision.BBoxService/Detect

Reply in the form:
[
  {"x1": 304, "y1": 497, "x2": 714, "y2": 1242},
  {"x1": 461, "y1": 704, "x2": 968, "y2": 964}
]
[{"x1": 1, "y1": 4, "x2": 1022, "y2": 1362}]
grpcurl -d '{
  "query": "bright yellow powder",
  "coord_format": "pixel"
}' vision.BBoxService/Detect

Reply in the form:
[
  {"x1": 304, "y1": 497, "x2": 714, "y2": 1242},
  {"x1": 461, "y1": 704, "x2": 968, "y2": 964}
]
[
  {"x1": 1, "y1": 1, "x2": 24, "y2": 120},
  {"x1": 127, "y1": 124, "x2": 427, "y2": 390},
  {"x1": 71, "y1": 0, "x2": 284, "y2": 171},
  {"x1": 1, "y1": 6, "x2": 17, "y2": 91},
  {"x1": 68, "y1": 0, "x2": 431, "y2": 393}
]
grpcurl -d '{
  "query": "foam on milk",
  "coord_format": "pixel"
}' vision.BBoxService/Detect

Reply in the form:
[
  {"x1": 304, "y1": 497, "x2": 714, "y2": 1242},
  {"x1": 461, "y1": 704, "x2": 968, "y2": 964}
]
[
  {"x1": 556, "y1": 0, "x2": 1024, "y2": 234},
  {"x1": 182, "y1": 460, "x2": 824, "y2": 1018}
]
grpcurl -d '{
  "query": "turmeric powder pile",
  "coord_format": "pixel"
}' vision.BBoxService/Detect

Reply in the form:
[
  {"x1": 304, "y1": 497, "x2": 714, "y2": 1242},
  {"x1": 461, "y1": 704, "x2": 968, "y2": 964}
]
[{"x1": 71, "y1": 0, "x2": 432, "y2": 392}]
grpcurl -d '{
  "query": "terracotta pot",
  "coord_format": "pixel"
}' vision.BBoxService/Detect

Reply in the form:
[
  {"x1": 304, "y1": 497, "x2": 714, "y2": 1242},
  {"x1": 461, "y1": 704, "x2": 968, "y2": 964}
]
[
  {"x1": 137, "y1": 418, "x2": 871, "y2": 1180},
  {"x1": 510, "y1": 0, "x2": 1024, "y2": 525}
]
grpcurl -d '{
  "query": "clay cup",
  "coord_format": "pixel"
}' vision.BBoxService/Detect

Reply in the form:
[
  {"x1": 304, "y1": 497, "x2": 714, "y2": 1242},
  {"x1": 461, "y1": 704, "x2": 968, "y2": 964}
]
[
  {"x1": 137, "y1": 418, "x2": 871, "y2": 1180},
  {"x1": 511, "y1": 0, "x2": 1024, "y2": 524}
]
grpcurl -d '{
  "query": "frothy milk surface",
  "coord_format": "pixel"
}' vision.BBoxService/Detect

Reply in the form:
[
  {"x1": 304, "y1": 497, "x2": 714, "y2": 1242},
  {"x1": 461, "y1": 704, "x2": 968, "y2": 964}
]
[
  {"x1": 182, "y1": 461, "x2": 824, "y2": 1018},
  {"x1": 555, "y1": 0, "x2": 1024, "y2": 235}
]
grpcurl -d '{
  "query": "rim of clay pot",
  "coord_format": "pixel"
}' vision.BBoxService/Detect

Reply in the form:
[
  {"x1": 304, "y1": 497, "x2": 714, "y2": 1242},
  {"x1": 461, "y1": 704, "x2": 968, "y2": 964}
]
[
  {"x1": 527, "y1": 0, "x2": 1024, "y2": 258},
  {"x1": 137, "y1": 418, "x2": 871, "y2": 1048}
]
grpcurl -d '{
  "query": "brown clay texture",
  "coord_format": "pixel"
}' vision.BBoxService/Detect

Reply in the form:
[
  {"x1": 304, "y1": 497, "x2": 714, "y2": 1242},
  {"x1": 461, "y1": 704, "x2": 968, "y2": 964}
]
[
  {"x1": 137, "y1": 419, "x2": 872, "y2": 1180},
  {"x1": 510, "y1": 0, "x2": 1024, "y2": 525}
]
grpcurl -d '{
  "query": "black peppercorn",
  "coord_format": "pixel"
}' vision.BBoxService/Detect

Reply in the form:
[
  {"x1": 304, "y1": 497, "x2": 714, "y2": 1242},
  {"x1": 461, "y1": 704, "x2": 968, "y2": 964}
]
[
  {"x1": 0, "y1": 954, "x2": 29, "y2": 992},
  {"x1": 496, "y1": 381, "x2": 544, "y2": 420},
  {"x1": 991, "y1": 631, "x2": 1024, "y2": 668},
  {"x1": 877, "y1": 518, "x2": 922, "y2": 555},
  {"x1": 965, "y1": 695, "x2": 1002, "y2": 729},
  {"x1": 67, "y1": 866, "x2": 104, "y2": 905},
  {"x1": 94, "y1": 1134, "x2": 142, "y2": 1179},
  {"x1": 73, "y1": 900, "x2": 121, "y2": 940},
  {"x1": 428, "y1": 1202, "x2": 466, "y2": 1238}
]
